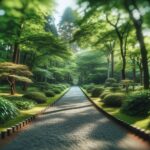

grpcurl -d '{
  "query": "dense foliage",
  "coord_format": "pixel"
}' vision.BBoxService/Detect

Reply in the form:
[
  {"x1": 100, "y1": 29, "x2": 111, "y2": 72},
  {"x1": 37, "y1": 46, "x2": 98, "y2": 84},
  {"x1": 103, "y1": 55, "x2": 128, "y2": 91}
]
[
  {"x1": 23, "y1": 92, "x2": 47, "y2": 104},
  {"x1": 91, "y1": 87, "x2": 104, "y2": 97},
  {"x1": 122, "y1": 91, "x2": 150, "y2": 116},
  {"x1": 45, "y1": 91, "x2": 55, "y2": 97},
  {"x1": 0, "y1": 97, "x2": 19, "y2": 123}
]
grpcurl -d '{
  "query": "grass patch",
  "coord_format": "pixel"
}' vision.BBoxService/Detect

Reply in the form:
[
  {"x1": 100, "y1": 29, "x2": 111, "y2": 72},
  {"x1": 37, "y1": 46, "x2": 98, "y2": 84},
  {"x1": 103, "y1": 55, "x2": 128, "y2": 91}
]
[{"x1": 0, "y1": 89, "x2": 68, "y2": 131}]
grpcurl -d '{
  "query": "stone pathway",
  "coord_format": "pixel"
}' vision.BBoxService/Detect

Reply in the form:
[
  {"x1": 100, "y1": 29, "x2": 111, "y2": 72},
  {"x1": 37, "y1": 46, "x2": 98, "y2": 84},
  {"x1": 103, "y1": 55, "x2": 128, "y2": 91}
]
[{"x1": 1, "y1": 87, "x2": 150, "y2": 150}]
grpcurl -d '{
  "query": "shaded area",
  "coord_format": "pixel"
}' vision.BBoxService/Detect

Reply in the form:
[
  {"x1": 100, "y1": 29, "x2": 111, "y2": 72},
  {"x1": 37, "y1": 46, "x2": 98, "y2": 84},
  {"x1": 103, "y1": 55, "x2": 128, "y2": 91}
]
[{"x1": 1, "y1": 87, "x2": 150, "y2": 150}]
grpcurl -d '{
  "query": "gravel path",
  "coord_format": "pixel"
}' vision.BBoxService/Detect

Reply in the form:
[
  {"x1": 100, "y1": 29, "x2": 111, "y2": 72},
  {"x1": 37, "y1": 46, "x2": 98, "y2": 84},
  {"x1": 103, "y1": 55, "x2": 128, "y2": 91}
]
[{"x1": 2, "y1": 87, "x2": 150, "y2": 150}]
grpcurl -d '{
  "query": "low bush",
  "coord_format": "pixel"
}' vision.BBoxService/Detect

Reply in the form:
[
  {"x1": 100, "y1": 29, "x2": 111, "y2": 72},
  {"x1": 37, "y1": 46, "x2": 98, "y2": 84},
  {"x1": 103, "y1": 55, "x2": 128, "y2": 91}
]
[
  {"x1": 3, "y1": 96, "x2": 36, "y2": 110},
  {"x1": 91, "y1": 87, "x2": 104, "y2": 97},
  {"x1": 45, "y1": 91, "x2": 55, "y2": 97},
  {"x1": 122, "y1": 91, "x2": 150, "y2": 116},
  {"x1": 0, "y1": 97, "x2": 19, "y2": 124},
  {"x1": 100, "y1": 91, "x2": 111, "y2": 99},
  {"x1": 14, "y1": 100, "x2": 35, "y2": 110},
  {"x1": 109, "y1": 87, "x2": 121, "y2": 92},
  {"x1": 23, "y1": 92, "x2": 47, "y2": 104},
  {"x1": 103, "y1": 93, "x2": 125, "y2": 107},
  {"x1": 82, "y1": 84, "x2": 95, "y2": 93},
  {"x1": 51, "y1": 88, "x2": 62, "y2": 94},
  {"x1": 105, "y1": 78, "x2": 117, "y2": 87},
  {"x1": 35, "y1": 82, "x2": 50, "y2": 91}
]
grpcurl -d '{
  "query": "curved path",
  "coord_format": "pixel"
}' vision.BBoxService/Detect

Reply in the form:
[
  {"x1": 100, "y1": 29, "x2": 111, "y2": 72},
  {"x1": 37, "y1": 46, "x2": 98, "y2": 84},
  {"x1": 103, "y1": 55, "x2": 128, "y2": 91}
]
[{"x1": 1, "y1": 87, "x2": 150, "y2": 150}]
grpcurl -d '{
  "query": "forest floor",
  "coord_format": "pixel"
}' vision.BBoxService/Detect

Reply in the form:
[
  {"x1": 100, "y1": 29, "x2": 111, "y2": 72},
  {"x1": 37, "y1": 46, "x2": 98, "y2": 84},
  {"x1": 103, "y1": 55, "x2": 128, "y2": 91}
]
[{"x1": 1, "y1": 87, "x2": 150, "y2": 150}]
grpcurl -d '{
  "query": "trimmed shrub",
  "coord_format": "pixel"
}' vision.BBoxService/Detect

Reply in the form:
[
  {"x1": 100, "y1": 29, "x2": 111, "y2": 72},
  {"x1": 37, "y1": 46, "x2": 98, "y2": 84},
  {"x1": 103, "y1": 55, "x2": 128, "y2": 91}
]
[
  {"x1": 109, "y1": 87, "x2": 121, "y2": 92},
  {"x1": 82, "y1": 84, "x2": 95, "y2": 93},
  {"x1": 52, "y1": 88, "x2": 62, "y2": 94},
  {"x1": 91, "y1": 87, "x2": 104, "y2": 97},
  {"x1": 35, "y1": 82, "x2": 50, "y2": 91},
  {"x1": 122, "y1": 91, "x2": 150, "y2": 116},
  {"x1": 23, "y1": 92, "x2": 47, "y2": 104},
  {"x1": 14, "y1": 100, "x2": 35, "y2": 110},
  {"x1": 0, "y1": 97, "x2": 19, "y2": 124},
  {"x1": 105, "y1": 78, "x2": 117, "y2": 87},
  {"x1": 45, "y1": 91, "x2": 55, "y2": 97},
  {"x1": 100, "y1": 91, "x2": 111, "y2": 99},
  {"x1": 103, "y1": 93, "x2": 125, "y2": 107},
  {"x1": 111, "y1": 83, "x2": 120, "y2": 87}
]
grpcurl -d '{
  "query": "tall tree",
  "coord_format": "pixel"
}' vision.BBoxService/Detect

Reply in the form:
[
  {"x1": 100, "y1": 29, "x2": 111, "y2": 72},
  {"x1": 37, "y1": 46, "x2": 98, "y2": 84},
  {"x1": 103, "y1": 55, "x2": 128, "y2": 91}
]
[{"x1": 77, "y1": 0, "x2": 150, "y2": 89}]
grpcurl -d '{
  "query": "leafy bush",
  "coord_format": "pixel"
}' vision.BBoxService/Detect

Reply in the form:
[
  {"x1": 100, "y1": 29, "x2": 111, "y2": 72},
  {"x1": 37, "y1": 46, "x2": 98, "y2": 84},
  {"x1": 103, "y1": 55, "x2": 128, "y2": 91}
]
[
  {"x1": 100, "y1": 91, "x2": 111, "y2": 99},
  {"x1": 23, "y1": 92, "x2": 47, "y2": 104},
  {"x1": 35, "y1": 82, "x2": 50, "y2": 91},
  {"x1": 109, "y1": 87, "x2": 121, "y2": 92},
  {"x1": 91, "y1": 87, "x2": 104, "y2": 97},
  {"x1": 57, "y1": 84, "x2": 66, "y2": 90},
  {"x1": 105, "y1": 78, "x2": 117, "y2": 87},
  {"x1": 111, "y1": 83, "x2": 120, "y2": 87},
  {"x1": 122, "y1": 91, "x2": 150, "y2": 116},
  {"x1": 103, "y1": 93, "x2": 125, "y2": 107},
  {"x1": 27, "y1": 86, "x2": 40, "y2": 92},
  {"x1": 0, "y1": 97, "x2": 19, "y2": 124},
  {"x1": 2, "y1": 96, "x2": 36, "y2": 110},
  {"x1": 51, "y1": 88, "x2": 62, "y2": 94},
  {"x1": 14, "y1": 100, "x2": 35, "y2": 110},
  {"x1": 83, "y1": 84, "x2": 96, "y2": 93},
  {"x1": 45, "y1": 91, "x2": 55, "y2": 97}
]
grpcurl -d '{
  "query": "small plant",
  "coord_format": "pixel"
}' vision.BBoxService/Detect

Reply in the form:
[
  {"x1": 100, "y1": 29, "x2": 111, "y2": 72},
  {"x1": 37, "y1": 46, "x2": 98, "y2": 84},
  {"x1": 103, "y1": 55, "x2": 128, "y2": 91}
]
[
  {"x1": 0, "y1": 97, "x2": 19, "y2": 124},
  {"x1": 103, "y1": 93, "x2": 125, "y2": 107},
  {"x1": 23, "y1": 92, "x2": 47, "y2": 104},
  {"x1": 122, "y1": 90, "x2": 150, "y2": 116},
  {"x1": 91, "y1": 87, "x2": 104, "y2": 97},
  {"x1": 14, "y1": 100, "x2": 35, "y2": 110},
  {"x1": 45, "y1": 91, "x2": 55, "y2": 97}
]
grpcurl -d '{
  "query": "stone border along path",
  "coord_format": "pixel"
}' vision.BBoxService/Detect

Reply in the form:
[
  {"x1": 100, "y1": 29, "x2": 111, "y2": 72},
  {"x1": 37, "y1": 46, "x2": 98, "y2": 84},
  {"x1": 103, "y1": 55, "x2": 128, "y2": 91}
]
[{"x1": 1, "y1": 87, "x2": 150, "y2": 150}]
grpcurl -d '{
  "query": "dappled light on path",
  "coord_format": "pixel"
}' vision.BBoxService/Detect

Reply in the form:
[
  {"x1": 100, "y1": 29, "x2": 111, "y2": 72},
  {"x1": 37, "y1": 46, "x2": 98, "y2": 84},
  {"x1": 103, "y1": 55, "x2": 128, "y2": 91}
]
[{"x1": 1, "y1": 87, "x2": 150, "y2": 150}]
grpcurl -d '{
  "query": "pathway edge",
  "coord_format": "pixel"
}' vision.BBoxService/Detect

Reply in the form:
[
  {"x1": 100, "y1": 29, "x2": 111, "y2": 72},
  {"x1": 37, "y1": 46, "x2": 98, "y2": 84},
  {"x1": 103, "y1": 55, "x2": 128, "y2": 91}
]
[
  {"x1": 80, "y1": 87, "x2": 150, "y2": 142},
  {"x1": 0, "y1": 88, "x2": 70, "y2": 140}
]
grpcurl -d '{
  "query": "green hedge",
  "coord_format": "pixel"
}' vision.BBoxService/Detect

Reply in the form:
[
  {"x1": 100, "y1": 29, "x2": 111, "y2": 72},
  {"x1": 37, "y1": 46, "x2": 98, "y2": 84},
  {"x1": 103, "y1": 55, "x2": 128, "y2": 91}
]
[
  {"x1": 91, "y1": 87, "x2": 104, "y2": 97},
  {"x1": 103, "y1": 93, "x2": 125, "y2": 107},
  {"x1": 23, "y1": 92, "x2": 47, "y2": 104},
  {"x1": 51, "y1": 88, "x2": 62, "y2": 94},
  {"x1": 45, "y1": 91, "x2": 55, "y2": 97}
]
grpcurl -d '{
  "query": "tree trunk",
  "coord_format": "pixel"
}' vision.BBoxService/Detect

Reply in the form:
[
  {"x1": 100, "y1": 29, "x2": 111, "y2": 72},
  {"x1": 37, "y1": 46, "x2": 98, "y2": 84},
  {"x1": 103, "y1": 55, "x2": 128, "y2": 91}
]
[
  {"x1": 111, "y1": 50, "x2": 114, "y2": 78},
  {"x1": 132, "y1": 58, "x2": 136, "y2": 82},
  {"x1": 107, "y1": 56, "x2": 111, "y2": 79},
  {"x1": 10, "y1": 78, "x2": 16, "y2": 95},
  {"x1": 140, "y1": 68, "x2": 143, "y2": 85},
  {"x1": 121, "y1": 56, "x2": 126, "y2": 80},
  {"x1": 22, "y1": 83, "x2": 28, "y2": 91},
  {"x1": 12, "y1": 42, "x2": 20, "y2": 64},
  {"x1": 124, "y1": 0, "x2": 149, "y2": 89}
]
